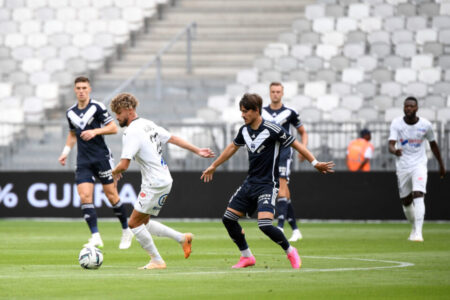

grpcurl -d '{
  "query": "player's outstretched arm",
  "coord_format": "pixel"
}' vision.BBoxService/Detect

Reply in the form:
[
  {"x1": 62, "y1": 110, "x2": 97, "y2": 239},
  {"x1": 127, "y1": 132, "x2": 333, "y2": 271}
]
[
  {"x1": 80, "y1": 121, "x2": 118, "y2": 141},
  {"x1": 58, "y1": 131, "x2": 76, "y2": 166},
  {"x1": 167, "y1": 135, "x2": 215, "y2": 158},
  {"x1": 430, "y1": 141, "x2": 446, "y2": 178},
  {"x1": 201, "y1": 143, "x2": 240, "y2": 182},
  {"x1": 290, "y1": 140, "x2": 335, "y2": 174}
]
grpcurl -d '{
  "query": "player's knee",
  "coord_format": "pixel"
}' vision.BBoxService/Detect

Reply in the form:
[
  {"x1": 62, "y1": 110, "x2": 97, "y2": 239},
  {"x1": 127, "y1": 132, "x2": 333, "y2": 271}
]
[
  {"x1": 413, "y1": 191, "x2": 424, "y2": 198},
  {"x1": 257, "y1": 219, "x2": 273, "y2": 234},
  {"x1": 401, "y1": 194, "x2": 413, "y2": 206}
]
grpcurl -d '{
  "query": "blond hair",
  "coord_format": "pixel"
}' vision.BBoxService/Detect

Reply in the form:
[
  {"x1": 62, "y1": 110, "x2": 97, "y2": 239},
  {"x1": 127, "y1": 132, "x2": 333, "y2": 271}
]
[{"x1": 110, "y1": 93, "x2": 139, "y2": 113}]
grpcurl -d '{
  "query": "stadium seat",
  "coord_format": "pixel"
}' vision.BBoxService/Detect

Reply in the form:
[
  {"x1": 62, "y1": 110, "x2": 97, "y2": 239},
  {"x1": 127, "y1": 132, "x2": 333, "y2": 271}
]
[
  {"x1": 384, "y1": 107, "x2": 403, "y2": 122},
  {"x1": 418, "y1": 107, "x2": 436, "y2": 121},
  {"x1": 321, "y1": 31, "x2": 345, "y2": 47},
  {"x1": 404, "y1": 82, "x2": 428, "y2": 98},
  {"x1": 346, "y1": 30, "x2": 366, "y2": 43},
  {"x1": 357, "y1": 107, "x2": 379, "y2": 122},
  {"x1": 342, "y1": 68, "x2": 364, "y2": 84},
  {"x1": 419, "y1": 3, "x2": 440, "y2": 17},
  {"x1": 406, "y1": 16, "x2": 428, "y2": 31},
  {"x1": 348, "y1": 3, "x2": 370, "y2": 20},
  {"x1": 291, "y1": 44, "x2": 313, "y2": 61},
  {"x1": 299, "y1": 32, "x2": 320, "y2": 44},
  {"x1": 277, "y1": 56, "x2": 298, "y2": 73},
  {"x1": 263, "y1": 43, "x2": 289, "y2": 59},
  {"x1": 291, "y1": 18, "x2": 311, "y2": 33},
  {"x1": 329, "y1": 55, "x2": 350, "y2": 71},
  {"x1": 343, "y1": 42, "x2": 365, "y2": 59},
  {"x1": 278, "y1": 32, "x2": 297, "y2": 46},
  {"x1": 226, "y1": 83, "x2": 246, "y2": 98},
  {"x1": 287, "y1": 70, "x2": 309, "y2": 83},
  {"x1": 395, "y1": 68, "x2": 417, "y2": 84},
  {"x1": 397, "y1": 3, "x2": 416, "y2": 17},
  {"x1": 395, "y1": 42, "x2": 416, "y2": 58},
  {"x1": 424, "y1": 94, "x2": 446, "y2": 109},
  {"x1": 438, "y1": 29, "x2": 450, "y2": 45},
  {"x1": 248, "y1": 83, "x2": 269, "y2": 98},
  {"x1": 356, "y1": 55, "x2": 377, "y2": 72},
  {"x1": 29, "y1": 71, "x2": 50, "y2": 85},
  {"x1": 416, "y1": 29, "x2": 438, "y2": 45},
  {"x1": 370, "y1": 42, "x2": 391, "y2": 58},
  {"x1": 23, "y1": 96, "x2": 44, "y2": 122},
  {"x1": 391, "y1": 30, "x2": 414, "y2": 45},
  {"x1": 332, "y1": 107, "x2": 352, "y2": 122},
  {"x1": 305, "y1": 4, "x2": 326, "y2": 20},
  {"x1": 373, "y1": 95, "x2": 393, "y2": 111},
  {"x1": 436, "y1": 107, "x2": 450, "y2": 123},
  {"x1": 312, "y1": 17, "x2": 335, "y2": 34},
  {"x1": 367, "y1": 30, "x2": 390, "y2": 44},
  {"x1": 432, "y1": 16, "x2": 450, "y2": 29},
  {"x1": 418, "y1": 68, "x2": 441, "y2": 85},
  {"x1": 325, "y1": 4, "x2": 344, "y2": 18},
  {"x1": 355, "y1": 82, "x2": 377, "y2": 99},
  {"x1": 299, "y1": 107, "x2": 322, "y2": 122},
  {"x1": 383, "y1": 55, "x2": 404, "y2": 70},
  {"x1": 336, "y1": 17, "x2": 358, "y2": 33},
  {"x1": 289, "y1": 95, "x2": 312, "y2": 111},
  {"x1": 282, "y1": 81, "x2": 299, "y2": 99},
  {"x1": 330, "y1": 82, "x2": 351, "y2": 96},
  {"x1": 303, "y1": 56, "x2": 324, "y2": 72},
  {"x1": 304, "y1": 81, "x2": 327, "y2": 99},
  {"x1": 380, "y1": 81, "x2": 402, "y2": 97},
  {"x1": 315, "y1": 44, "x2": 338, "y2": 60},
  {"x1": 359, "y1": 17, "x2": 382, "y2": 33},
  {"x1": 316, "y1": 94, "x2": 339, "y2": 112},
  {"x1": 0, "y1": 82, "x2": 12, "y2": 98},
  {"x1": 433, "y1": 81, "x2": 450, "y2": 95},
  {"x1": 260, "y1": 70, "x2": 282, "y2": 83},
  {"x1": 236, "y1": 69, "x2": 258, "y2": 86},
  {"x1": 36, "y1": 82, "x2": 59, "y2": 109},
  {"x1": 253, "y1": 57, "x2": 273, "y2": 71},
  {"x1": 341, "y1": 95, "x2": 363, "y2": 111},
  {"x1": 316, "y1": 69, "x2": 337, "y2": 84},
  {"x1": 438, "y1": 55, "x2": 450, "y2": 69},
  {"x1": 373, "y1": 3, "x2": 394, "y2": 18},
  {"x1": 207, "y1": 95, "x2": 231, "y2": 110}
]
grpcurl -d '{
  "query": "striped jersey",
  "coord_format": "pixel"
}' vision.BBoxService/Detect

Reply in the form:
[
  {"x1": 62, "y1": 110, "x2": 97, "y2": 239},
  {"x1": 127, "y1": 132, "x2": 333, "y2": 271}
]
[
  {"x1": 233, "y1": 120, "x2": 295, "y2": 185},
  {"x1": 66, "y1": 99, "x2": 113, "y2": 164}
]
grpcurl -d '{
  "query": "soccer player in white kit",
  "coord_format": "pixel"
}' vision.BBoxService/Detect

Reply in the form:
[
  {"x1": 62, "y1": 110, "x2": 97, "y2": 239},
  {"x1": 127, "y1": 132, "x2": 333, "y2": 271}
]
[
  {"x1": 110, "y1": 93, "x2": 215, "y2": 269},
  {"x1": 388, "y1": 97, "x2": 446, "y2": 242}
]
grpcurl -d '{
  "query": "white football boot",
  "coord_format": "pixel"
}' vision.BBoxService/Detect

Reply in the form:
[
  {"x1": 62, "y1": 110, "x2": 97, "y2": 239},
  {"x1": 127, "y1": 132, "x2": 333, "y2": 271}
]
[
  {"x1": 119, "y1": 228, "x2": 134, "y2": 249},
  {"x1": 288, "y1": 229, "x2": 303, "y2": 242},
  {"x1": 84, "y1": 232, "x2": 104, "y2": 248}
]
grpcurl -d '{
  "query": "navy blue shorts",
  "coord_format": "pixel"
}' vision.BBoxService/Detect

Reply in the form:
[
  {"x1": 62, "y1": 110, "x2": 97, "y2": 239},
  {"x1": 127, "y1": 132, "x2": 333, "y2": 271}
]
[
  {"x1": 279, "y1": 146, "x2": 293, "y2": 180},
  {"x1": 228, "y1": 180, "x2": 279, "y2": 216},
  {"x1": 75, "y1": 159, "x2": 114, "y2": 185}
]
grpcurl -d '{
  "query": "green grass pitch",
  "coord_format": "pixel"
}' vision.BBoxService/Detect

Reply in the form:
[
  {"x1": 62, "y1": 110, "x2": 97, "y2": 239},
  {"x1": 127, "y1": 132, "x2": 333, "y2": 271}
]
[{"x1": 1, "y1": 220, "x2": 449, "y2": 299}]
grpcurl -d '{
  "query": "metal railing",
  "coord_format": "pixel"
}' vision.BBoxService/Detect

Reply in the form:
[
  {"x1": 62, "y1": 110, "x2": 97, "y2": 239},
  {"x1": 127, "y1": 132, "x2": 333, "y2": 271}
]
[
  {"x1": 102, "y1": 22, "x2": 197, "y2": 104},
  {"x1": 0, "y1": 120, "x2": 448, "y2": 172}
]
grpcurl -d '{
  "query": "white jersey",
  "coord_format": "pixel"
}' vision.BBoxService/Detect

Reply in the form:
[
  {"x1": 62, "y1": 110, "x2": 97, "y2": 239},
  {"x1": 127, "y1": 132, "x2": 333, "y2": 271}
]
[
  {"x1": 388, "y1": 116, "x2": 435, "y2": 171},
  {"x1": 121, "y1": 118, "x2": 173, "y2": 188}
]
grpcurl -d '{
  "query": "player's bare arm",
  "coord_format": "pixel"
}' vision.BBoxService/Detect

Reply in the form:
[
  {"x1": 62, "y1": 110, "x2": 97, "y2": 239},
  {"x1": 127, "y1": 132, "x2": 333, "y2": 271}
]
[
  {"x1": 80, "y1": 120, "x2": 118, "y2": 141},
  {"x1": 429, "y1": 141, "x2": 446, "y2": 178},
  {"x1": 58, "y1": 131, "x2": 77, "y2": 166},
  {"x1": 112, "y1": 158, "x2": 131, "y2": 183},
  {"x1": 290, "y1": 140, "x2": 334, "y2": 174},
  {"x1": 388, "y1": 140, "x2": 402, "y2": 156},
  {"x1": 201, "y1": 143, "x2": 240, "y2": 182},
  {"x1": 167, "y1": 135, "x2": 215, "y2": 158},
  {"x1": 296, "y1": 126, "x2": 308, "y2": 162}
]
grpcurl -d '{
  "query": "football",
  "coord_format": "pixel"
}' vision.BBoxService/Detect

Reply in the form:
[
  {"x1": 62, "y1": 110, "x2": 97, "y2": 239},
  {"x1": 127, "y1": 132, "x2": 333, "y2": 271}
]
[{"x1": 78, "y1": 246, "x2": 103, "y2": 270}]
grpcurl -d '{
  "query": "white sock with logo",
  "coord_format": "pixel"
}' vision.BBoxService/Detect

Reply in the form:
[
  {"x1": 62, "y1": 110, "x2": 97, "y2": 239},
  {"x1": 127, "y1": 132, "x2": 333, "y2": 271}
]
[
  {"x1": 146, "y1": 220, "x2": 184, "y2": 243},
  {"x1": 131, "y1": 224, "x2": 162, "y2": 261},
  {"x1": 413, "y1": 197, "x2": 425, "y2": 236}
]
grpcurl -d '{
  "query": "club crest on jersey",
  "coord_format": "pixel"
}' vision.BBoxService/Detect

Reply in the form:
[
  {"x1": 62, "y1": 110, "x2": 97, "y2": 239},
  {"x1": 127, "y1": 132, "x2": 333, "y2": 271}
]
[
  {"x1": 158, "y1": 194, "x2": 168, "y2": 206},
  {"x1": 140, "y1": 192, "x2": 146, "y2": 198}
]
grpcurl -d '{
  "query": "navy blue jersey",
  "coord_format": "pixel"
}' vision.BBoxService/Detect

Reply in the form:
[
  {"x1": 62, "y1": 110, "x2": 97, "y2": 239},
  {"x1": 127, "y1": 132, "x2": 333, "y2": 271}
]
[
  {"x1": 262, "y1": 104, "x2": 302, "y2": 135},
  {"x1": 66, "y1": 99, "x2": 113, "y2": 164},
  {"x1": 233, "y1": 120, "x2": 295, "y2": 185}
]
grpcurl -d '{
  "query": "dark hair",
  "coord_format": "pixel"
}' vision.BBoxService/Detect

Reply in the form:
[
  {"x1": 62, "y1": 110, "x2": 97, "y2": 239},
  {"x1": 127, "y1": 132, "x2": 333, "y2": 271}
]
[
  {"x1": 239, "y1": 93, "x2": 262, "y2": 115},
  {"x1": 270, "y1": 82, "x2": 283, "y2": 88},
  {"x1": 360, "y1": 128, "x2": 371, "y2": 137},
  {"x1": 74, "y1": 76, "x2": 90, "y2": 85},
  {"x1": 404, "y1": 96, "x2": 418, "y2": 105}
]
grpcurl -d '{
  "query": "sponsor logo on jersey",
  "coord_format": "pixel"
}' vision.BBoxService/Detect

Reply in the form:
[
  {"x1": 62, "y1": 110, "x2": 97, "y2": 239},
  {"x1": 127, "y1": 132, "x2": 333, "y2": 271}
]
[
  {"x1": 140, "y1": 192, "x2": 146, "y2": 198},
  {"x1": 158, "y1": 194, "x2": 168, "y2": 206}
]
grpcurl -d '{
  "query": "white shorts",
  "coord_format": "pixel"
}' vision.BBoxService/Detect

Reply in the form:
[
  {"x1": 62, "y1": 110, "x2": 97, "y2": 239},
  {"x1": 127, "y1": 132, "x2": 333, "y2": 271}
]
[
  {"x1": 396, "y1": 165, "x2": 427, "y2": 198},
  {"x1": 134, "y1": 184, "x2": 172, "y2": 216}
]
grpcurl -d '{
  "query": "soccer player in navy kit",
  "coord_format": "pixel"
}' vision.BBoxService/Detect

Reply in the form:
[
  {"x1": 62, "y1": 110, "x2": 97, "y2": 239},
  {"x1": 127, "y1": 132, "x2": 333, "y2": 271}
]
[
  {"x1": 262, "y1": 82, "x2": 308, "y2": 242},
  {"x1": 58, "y1": 77, "x2": 133, "y2": 249},
  {"x1": 201, "y1": 93, "x2": 334, "y2": 269}
]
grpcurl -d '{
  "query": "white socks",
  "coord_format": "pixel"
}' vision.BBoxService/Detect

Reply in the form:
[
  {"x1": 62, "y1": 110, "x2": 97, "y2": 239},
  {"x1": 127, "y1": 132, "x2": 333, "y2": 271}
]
[
  {"x1": 131, "y1": 224, "x2": 162, "y2": 261},
  {"x1": 241, "y1": 248, "x2": 253, "y2": 258},
  {"x1": 413, "y1": 197, "x2": 425, "y2": 236},
  {"x1": 145, "y1": 220, "x2": 184, "y2": 243},
  {"x1": 402, "y1": 204, "x2": 416, "y2": 226}
]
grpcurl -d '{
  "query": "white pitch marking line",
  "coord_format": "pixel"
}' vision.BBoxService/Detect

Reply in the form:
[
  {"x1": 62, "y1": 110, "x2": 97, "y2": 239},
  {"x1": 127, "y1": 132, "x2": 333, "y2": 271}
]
[{"x1": 0, "y1": 256, "x2": 414, "y2": 279}]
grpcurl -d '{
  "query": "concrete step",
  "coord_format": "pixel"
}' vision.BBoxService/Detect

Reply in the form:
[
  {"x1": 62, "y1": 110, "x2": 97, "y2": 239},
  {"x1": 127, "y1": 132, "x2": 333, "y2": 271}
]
[
  {"x1": 146, "y1": 25, "x2": 287, "y2": 36},
  {"x1": 131, "y1": 40, "x2": 270, "y2": 51},
  {"x1": 116, "y1": 53, "x2": 256, "y2": 66}
]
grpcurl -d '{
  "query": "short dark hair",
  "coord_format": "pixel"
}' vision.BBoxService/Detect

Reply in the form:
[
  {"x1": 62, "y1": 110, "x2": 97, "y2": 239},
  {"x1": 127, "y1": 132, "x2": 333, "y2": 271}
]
[
  {"x1": 404, "y1": 96, "x2": 418, "y2": 105},
  {"x1": 239, "y1": 93, "x2": 262, "y2": 115},
  {"x1": 360, "y1": 128, "x2": 371, "y2": 137},
  {"x1": 270, "y1": 82, "x2": 283, "y2": 88},
  {"x1": 74, "y1": 76, "x2": 90, "y2": 85}
]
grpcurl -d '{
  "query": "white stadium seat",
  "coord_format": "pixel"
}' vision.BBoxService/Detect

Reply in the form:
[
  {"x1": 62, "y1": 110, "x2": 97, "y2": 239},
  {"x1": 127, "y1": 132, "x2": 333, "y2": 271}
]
[
  {"x1": 316, "y1": 94, "x2": 339, "y2": 112},
  {"x1": 348, "y1": 3, "x2": 370, "y2": 20},
  {"x1": 263, "y1": 43, "x2": 289, "y2": 59},
  {"x1": 282, "y1": 81, "x2": 299, "y2": 99},
  {"x1": 305, "y1": 4, "x2": 325, "y2": 20},
  {"x1": 21, "y1": 58, "x2": 43, "y2": 73},
  {"x1": 359, "y1": 17, "x2": 382, "y2": 33},
  {"x1": 304, "y1": 81, "x2": 327, "y2": 99},
  {"x1": 236, "y1": 69, "x2": 258, "y2": 86},
  {"x1": 248, "y1": 83, "x2": 269, "y2": 98},
  {"x1": 384, "y1": 107, "x2": 403, "y2": 122},
  {"x1": 341, "y1": 95, "x2": 363, "y2": 111},
  {"x1": 336, "y1": 17, "x2": 358, "y2": 33},
  {"x1": 395, "y1": 68, "x2": 417, "y2": 84},
  {"x1": 207, "y1": 95, "x2": 231, "y2": 110},
  {"x1": 411, "y1": 54, "x2": 433, "y2": 70},
  {"x1": 418, "y1": 68, "x2": 441, "y2": 85},
  {"x1": 291, "y1": 44, "x2": 313, "y2": 61},
  {"x1": 342, "y1": 68, "x2": 364, "y2": 84},
  {"x1": 289, "y1": 95, "x2": 312, "y2": 110},
  {"x1": 312, "y1": 17, "x2": 334, "y2": 34},
  {"x1": 0, "y1": 82, "x2": 12, "y2": 98}
]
